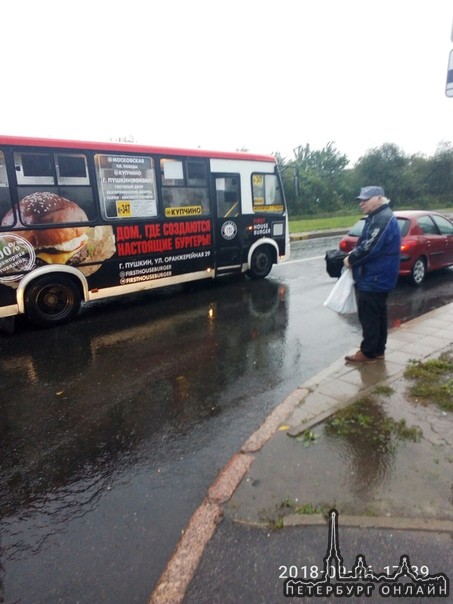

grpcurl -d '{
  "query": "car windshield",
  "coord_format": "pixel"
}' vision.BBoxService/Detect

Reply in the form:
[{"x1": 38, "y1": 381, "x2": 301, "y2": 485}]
[{"x1": 348, "y1": 219, "x2": 365, "y2": 236}]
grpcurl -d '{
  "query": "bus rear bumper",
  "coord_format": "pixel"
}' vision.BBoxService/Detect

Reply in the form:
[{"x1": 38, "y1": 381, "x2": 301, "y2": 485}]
[
  {"x1": 0, "y1": 304, "x2": 18, "y2": 319},
  {"x1": 0, "y1": 305, "x2": 18, "y2": 332},
  {"x1": 279, "y1": 251, "x2": 290, "y2": 262}
]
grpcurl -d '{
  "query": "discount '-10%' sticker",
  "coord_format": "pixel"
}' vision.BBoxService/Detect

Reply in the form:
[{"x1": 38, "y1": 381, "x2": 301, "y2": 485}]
[{"x1": 0, "y1": 234, "x2": 36, "y2": 281}]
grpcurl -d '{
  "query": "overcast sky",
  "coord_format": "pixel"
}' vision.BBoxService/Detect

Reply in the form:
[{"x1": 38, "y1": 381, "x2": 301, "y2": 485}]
[{"x1": 2, "y1": 0, "x2": 453, "y2": 165}]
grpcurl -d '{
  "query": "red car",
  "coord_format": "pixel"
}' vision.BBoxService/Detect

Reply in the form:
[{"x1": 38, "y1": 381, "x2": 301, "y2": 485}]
[{"x1": 339, "y1": 210, "x2": 453, "y2": 285}]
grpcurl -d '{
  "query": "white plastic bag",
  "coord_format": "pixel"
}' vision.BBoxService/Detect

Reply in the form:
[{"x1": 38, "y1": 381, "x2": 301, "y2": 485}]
[{"x1": 323, "y1": 268, "x2": 357, "y2": 314}]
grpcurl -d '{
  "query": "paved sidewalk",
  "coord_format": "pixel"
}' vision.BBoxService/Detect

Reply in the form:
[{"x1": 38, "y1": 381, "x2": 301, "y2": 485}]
[{"x1": 150, "y1": 303, "x2": 453, "y2": 604}]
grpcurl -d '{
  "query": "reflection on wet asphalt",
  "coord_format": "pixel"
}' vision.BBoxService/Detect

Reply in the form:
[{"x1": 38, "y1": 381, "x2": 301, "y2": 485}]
[
  {"x1": 1, "y1": 277, "x2": 293, "y2": 603},
  {"x1": 0, "y1": 240, "x2": 452, "y2": 603}
]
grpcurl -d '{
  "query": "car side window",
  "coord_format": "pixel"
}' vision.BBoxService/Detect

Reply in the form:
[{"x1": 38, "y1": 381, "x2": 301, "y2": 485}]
[
  {"x1": 416, "y1": 216, "x2": 438, "y2": 235},
  {"x1": 397, "y1": 218, "x2": 410, "y2": 236},
  {"x1": 431, "y1": 215, "x2": 453, "y2": 235}
]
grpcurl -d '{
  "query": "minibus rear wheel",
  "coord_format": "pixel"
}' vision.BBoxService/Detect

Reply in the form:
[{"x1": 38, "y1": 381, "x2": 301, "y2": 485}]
[{"x1": 25, "y1": 274, "x2": 81, "y2": 328}]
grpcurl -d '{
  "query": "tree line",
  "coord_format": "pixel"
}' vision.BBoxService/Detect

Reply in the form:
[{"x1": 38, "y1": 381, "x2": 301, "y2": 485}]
[{"x1": 274, "y1": 141, "x2": 453, "y2": 217}]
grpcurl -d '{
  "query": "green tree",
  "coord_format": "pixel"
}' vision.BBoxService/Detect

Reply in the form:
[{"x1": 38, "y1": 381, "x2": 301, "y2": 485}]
[
  {"x1": 354, "y1": 143, "x2": 408, "y2": 206},
  {"x1": 277, "y1": 139, "x2": 453, "y2": 216},
  {"x1": 424, "y1": 142, "x2": 453, "y2": 204},
  {"x1": 399, "y1": 154, "x2": 430, "y2": 206},
  {"x1": 282, "y1": 142, "x2": 349, "y2": 215}
]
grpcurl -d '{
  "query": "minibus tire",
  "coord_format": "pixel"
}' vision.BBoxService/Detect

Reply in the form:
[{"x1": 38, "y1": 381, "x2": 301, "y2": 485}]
[
  {"x1": 247, "y1": 246, "x2": 273, "y2": 279},
  {"x1": 25, "y1": 274, "x2": 81, "y2": 328}
]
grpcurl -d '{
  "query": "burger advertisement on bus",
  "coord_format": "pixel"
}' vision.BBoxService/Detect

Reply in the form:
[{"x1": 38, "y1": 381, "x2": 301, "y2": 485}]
[
  {"x1": 0, "y1": 191, "x2": 214, "y2": 289},
  {"x1": 0, "y1": 192, "x2": 117, "y2": 287},
  {"x1": 0, "y1": 147, "x2": 222, "y2": 293}
]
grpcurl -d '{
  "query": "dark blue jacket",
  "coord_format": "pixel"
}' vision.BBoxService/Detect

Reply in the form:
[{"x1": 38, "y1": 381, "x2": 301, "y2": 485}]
[{"x1": 348, "y1": 204, "x2": 401, "y2": 292}]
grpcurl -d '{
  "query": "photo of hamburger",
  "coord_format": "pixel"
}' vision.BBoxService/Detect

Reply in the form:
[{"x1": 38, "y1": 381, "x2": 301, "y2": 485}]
[
  {"x1": 1, "y1": 192, "x2": 90, "y2": 266},
  {"x1": 1, "y1": 192, "x2": 116, "y2": 276}
]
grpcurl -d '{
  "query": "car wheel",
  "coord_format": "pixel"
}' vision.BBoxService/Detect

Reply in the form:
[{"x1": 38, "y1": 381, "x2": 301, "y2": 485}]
[
  {"x1": 247, "y1": 246, "x2": 274, "y2": 279},
  {"x1": 411, "y1": 257, "x2": 426, "y2": 285},
  {"x1": 25, "y1": 274, "x2": 81, "y2": 327}
]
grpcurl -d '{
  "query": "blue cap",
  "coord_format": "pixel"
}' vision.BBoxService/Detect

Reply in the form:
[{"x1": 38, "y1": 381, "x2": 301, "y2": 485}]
[{"x1": 356, "y1": 186, "x2": 385, "y2": 201}]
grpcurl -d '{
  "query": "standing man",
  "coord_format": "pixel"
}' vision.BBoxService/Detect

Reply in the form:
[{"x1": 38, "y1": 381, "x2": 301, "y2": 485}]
[{"x1": 344, "y1": 186, "x2": 401, "y2": 364}]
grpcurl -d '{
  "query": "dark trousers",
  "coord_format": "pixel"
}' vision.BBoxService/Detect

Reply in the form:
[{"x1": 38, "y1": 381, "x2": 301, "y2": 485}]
[{"x1": 357, "y1": 290, "x2": 389, "y2": 358}]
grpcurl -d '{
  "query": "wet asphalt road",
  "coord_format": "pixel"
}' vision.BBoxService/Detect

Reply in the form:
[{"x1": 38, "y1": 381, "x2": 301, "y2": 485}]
[{"x1": 1, "y1": 236, "x2": 452, "y2": 603}]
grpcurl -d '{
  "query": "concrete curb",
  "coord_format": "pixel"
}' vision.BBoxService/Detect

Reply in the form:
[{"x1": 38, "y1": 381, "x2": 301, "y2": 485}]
[
  {"x1": 231, "y1": 513, "x2": 453, "y2": 533},
  {"x1": 290, "y1": 229, "x2": 348, "y2": 241},
  {"x1": 282, "y1": 514, "x2": 453, "y2": 532},
  {"x1": 148, "y1": 388, "x2": 307, "y2": 604},
  {"x1": 149, "y1": 500, "x2": 223, "y2": 604}
]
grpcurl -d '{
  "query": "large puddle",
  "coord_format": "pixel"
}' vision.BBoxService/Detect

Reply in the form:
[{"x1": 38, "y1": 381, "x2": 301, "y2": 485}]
[{"x1": 285, "y1": 376, "x2": 453, "y2": 520}]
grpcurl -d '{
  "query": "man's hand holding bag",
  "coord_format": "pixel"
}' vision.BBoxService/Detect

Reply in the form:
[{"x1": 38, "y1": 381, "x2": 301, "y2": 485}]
[{"x1": 323, "y1": 268, "x2": 357, "y2": 314}]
